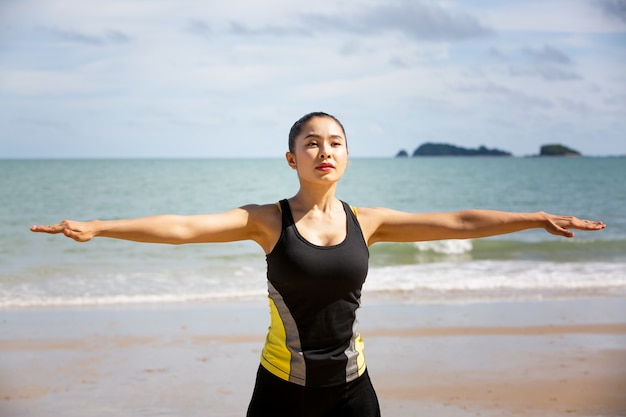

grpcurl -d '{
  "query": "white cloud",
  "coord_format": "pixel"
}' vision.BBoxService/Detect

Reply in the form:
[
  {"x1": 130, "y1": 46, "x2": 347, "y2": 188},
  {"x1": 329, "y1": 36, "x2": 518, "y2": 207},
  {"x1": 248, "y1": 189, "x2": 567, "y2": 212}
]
[
  {"x1": 0, "y1": 69, "x2": 96, "y2": 95},
  {"x1": 480, "y1": 0, "x2": 626, "y2": 32},
  {"x1": 301, "y1": 0, "x2": 493, "y2": 41},
  {"x1": 0, "y1": 0, "x2": 624, "y2": 158}
]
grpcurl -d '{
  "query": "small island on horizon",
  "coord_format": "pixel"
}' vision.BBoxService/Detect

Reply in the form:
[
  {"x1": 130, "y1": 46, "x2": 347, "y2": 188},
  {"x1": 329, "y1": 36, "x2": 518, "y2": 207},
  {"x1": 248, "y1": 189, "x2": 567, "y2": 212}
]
[
  {"x1": 396, "y1": 143, "x2": 583, "y2": 157},
  {"x1": 538, "y1": 144, "x2": 581, "y2": 157}
]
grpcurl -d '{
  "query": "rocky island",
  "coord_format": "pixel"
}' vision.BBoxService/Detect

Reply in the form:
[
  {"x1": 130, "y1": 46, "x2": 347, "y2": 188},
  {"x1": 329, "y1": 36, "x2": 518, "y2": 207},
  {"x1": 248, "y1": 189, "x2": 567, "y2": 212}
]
[
  {"x1": 395, "y1": 143, "x2": 512, "y2": 157},
  {"x1": 539, "y1": 144, "x2": 581, "y2": 157},
  {"x1": 395, "y1": 142, "x2": 584, "y2": 158}
]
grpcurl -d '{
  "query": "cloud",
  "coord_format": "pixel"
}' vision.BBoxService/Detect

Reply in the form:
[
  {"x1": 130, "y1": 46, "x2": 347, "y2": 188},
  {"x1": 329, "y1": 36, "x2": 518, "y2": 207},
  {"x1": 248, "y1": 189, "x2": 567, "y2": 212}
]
[
  {"x1": 302, "y1": 0, "x2": 492, "y2": 42},
  {"x1": 389, "y1": 56, "x2": 409, "y2": 68},
  {"x1": 41, "y1": 26, "x2": 132, "y2": 46},
  {"x1": 12, "y1": 116, "x2": 70, "y2": 130},
  {"x1": 595, "y1": 0, "x2": 626, "y2": 23},
  {"x1": 0, "y1": 69, "x2": 95, "y2": 95},
  {"x1": 228, "y1": 21, "x2": 312, "y2": 37},
  {"x1": 338, "y1": 40, "x2": 363, "y2": 56},
  {"x1": 1, "y1": 0, "x2": 623, "y2": 158},
  {"x1": 457, "y1": 82, "x2": 554, "y2": 109},
  {"x1": 523, "y1": 45, "x2": 573, "y2": 65},
  {"x1": 605, "y1": 93, "x2": 626, "y2": 107},
  {"x1": 490, "y1": 45, "x2": 581, "y2": 82},
  {"x1": 488, "y1": 47, "x2": 508, "y2": 61},
  {"x1": 185, "y1": 19, "x2": 212, "y2": 38},
  {"x1": 105, "y1": 30, "x2": 132, "y2": 44},
  {"x1": 508, "y1": 65, "x2": 582, "y2": 81}
]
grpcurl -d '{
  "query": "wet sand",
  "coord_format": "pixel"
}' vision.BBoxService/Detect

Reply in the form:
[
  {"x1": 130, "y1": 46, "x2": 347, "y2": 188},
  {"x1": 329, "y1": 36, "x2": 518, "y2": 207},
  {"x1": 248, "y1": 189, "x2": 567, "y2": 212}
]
[{"x1": 1, "y1": 297, "x2": 625, "y2": 417}]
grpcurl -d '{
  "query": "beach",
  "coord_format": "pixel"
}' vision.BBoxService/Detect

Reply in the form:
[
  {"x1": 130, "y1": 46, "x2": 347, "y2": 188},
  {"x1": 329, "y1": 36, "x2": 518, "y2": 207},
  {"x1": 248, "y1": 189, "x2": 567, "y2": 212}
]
[
  {"x1": 2, "y1": 296, "x2": 625, "y2": 417},
  {"x1": 2, "y1": 158, "x2": 625, "y2": 416}
]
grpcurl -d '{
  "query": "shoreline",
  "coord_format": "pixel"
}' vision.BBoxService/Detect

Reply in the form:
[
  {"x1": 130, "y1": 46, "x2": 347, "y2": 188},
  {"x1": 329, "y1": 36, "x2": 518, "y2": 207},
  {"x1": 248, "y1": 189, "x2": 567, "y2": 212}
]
[{"x1": 1, "y1": 297, "x2": 625, "y2": 417}]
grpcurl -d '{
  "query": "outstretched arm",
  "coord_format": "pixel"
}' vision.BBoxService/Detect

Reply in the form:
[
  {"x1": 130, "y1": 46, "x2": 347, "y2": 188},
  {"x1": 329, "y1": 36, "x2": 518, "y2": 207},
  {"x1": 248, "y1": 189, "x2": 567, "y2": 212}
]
[
  {"x1": 30, "y1": 204, "x2": 281, "y2": 250},
  {"x1": 358, "y1": 208, "x2": 605, "y2": 245}
]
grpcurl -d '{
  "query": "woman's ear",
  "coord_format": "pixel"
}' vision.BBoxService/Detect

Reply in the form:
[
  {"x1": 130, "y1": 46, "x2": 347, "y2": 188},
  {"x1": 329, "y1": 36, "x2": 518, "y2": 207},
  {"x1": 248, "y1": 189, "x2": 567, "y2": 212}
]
[{"x1": 285, "y1": 152, "x2": 297, "y2": 170}]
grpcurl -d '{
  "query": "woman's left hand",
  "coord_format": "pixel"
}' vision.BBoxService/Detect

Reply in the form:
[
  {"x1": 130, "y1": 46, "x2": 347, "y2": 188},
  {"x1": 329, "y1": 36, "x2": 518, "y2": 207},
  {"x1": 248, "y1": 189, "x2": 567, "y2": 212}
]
[{"x1": 543, "y1": 213, "x2": 605, "y2": 238}]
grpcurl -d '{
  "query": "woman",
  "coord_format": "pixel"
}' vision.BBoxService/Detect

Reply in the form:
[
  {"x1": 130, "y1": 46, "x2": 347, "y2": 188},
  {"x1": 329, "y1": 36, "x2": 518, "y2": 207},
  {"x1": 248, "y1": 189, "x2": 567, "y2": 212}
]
[{"x1": 31, "y1": 111, "x2": 605, "y2": 417}]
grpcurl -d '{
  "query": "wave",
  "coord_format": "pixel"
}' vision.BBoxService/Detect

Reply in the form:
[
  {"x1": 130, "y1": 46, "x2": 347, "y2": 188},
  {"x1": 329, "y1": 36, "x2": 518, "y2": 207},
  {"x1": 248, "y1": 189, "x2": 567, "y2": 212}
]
[
  {"x1": 2, "y1": 258, "x2": 625, "y2": 308},
  {"x1": 1, "y1": 291, "x2": 267, "y2": 309},
  {"x1": 0, "y1": 267, "x2": 268, "y2": 309},
  {"x1": 364, "y1": 260, "x2": 626, "y2": 303},
  {"x1": 369, "y1": 238, "x2": 626, "y2": 265},
  {"x1": 414, "y1": 239, "x2": 473, "y2": 255}
]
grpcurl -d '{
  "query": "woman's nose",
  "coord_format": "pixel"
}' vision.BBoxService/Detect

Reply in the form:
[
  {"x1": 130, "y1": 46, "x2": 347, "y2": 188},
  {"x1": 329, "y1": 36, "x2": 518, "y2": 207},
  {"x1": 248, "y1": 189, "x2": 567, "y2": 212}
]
[{"x1": 319, "y1": 144, "x2": 331, "y2": 158}]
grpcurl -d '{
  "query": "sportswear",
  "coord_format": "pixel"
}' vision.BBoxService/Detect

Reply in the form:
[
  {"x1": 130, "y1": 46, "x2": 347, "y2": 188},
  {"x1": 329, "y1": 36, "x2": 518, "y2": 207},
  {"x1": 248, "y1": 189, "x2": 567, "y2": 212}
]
[{"x1": 260, "y1": 199, "x2": 370, "y2": 387}]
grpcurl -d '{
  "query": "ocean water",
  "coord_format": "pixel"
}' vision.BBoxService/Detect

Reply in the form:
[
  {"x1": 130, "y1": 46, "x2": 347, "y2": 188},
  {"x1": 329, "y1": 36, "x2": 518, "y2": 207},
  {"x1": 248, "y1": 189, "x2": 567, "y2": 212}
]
[{"x1": 1, "y1": 157, "x2": 625, "y2": 308}]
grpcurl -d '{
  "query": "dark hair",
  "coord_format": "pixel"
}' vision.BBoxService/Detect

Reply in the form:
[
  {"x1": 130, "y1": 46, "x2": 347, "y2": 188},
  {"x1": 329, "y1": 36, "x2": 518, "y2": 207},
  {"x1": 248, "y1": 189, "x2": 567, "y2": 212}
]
[{"x1": 288, "y1": 112, "x2": 347, "y2": 153}]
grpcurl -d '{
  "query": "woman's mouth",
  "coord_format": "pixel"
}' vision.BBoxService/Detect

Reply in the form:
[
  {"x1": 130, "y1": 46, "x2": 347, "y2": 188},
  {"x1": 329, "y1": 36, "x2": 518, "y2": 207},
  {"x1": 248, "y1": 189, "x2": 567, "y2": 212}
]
[{"x1": 316, "y1": 163, "x2": 335, "y2": 171}]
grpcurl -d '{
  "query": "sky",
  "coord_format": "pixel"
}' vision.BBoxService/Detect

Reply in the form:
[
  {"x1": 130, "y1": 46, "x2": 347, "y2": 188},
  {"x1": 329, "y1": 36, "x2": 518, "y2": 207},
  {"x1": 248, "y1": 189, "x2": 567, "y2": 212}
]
[{"x1": 0, "y1": 0, "x2": 625, "y2": 158}]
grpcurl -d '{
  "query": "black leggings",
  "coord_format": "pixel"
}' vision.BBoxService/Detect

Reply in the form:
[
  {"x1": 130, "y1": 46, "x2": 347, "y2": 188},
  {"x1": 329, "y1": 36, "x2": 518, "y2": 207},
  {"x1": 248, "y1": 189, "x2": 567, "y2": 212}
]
[{"x1": 246, "y1": 365, "x2": 381, "y2": 417}]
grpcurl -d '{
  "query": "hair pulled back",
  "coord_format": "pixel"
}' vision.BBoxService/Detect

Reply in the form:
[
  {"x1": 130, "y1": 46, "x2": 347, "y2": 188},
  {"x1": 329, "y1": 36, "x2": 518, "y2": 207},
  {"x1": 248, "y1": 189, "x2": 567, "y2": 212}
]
[{"x1": 288, "y1": 112, "x2": 347, "y2": 153}]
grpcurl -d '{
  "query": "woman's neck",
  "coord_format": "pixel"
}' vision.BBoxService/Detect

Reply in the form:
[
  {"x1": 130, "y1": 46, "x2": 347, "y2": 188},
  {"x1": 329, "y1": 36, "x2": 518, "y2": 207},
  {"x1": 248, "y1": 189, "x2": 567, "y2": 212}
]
[{"x1": 290, "y1": 183, "x2": 340, "y2": 213}]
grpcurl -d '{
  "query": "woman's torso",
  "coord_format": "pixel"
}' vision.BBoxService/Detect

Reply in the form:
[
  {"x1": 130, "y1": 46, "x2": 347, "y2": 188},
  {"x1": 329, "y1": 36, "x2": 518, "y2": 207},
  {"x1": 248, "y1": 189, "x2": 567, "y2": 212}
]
[{"x1": 260, "y1": 199, "x2": 370, "y2": 387}]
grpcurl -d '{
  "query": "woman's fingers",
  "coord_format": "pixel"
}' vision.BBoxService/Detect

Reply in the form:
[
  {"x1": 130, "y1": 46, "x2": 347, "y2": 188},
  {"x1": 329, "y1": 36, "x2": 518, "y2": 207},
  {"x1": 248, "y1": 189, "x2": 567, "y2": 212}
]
[
  {"x1": 30, "y1": 223, "x2": 66, "y2": 234},
  {"x1": 30, "y1": 221, "x2": 94, "y2": 242},
  {"x1": 564, "y1": 217, "x2": 606, "y2": 231},
  {"x1": 546, "y1": 216, "x2": 605, "y2": 238},
  {"x1": 577, "y1": 219, "x2": 606, "y2": 230}
]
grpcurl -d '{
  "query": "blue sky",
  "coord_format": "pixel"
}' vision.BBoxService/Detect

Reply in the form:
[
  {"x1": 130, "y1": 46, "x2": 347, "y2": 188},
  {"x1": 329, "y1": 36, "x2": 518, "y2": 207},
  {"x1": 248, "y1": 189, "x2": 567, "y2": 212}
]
[{"x1": 1, "y1": 0, "x2": 624, "y2": 158}]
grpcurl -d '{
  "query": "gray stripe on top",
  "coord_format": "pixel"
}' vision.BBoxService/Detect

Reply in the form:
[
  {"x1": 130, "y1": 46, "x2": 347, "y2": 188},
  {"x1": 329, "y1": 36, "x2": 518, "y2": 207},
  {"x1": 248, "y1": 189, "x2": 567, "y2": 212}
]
[
  {"x1": 268, "y1": 281, "x2": 306, "y2": 385},
  {"x1": 344, "y1": 297, "x2": 362, "y2": 383}
]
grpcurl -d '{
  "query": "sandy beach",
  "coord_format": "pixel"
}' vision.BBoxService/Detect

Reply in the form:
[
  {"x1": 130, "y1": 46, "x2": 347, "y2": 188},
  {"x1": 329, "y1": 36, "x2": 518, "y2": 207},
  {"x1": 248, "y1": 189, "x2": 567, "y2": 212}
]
[{"x1": 1, "y1": 297, "x2": 625, "y2": 417}]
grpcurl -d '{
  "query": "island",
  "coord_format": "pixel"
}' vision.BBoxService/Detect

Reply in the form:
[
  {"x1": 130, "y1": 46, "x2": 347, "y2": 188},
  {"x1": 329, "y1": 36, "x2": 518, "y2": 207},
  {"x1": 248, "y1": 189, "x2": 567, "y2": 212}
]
[
  {"x1": 410, "y1": 143, "x2": 512, "y2": 157},
  {"x1": 395, "y1": 142, "x2": 585, "y2": 158},
  {"x1": 539, "y1": 144, "x2": 581, "y2": 157}
]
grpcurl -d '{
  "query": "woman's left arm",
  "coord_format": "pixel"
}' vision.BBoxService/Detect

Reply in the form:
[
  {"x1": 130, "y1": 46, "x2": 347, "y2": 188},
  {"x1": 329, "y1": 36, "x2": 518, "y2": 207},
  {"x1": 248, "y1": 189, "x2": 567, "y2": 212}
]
[{"x1": 358, "y1": 208, "x2": 605, "y2": 245}]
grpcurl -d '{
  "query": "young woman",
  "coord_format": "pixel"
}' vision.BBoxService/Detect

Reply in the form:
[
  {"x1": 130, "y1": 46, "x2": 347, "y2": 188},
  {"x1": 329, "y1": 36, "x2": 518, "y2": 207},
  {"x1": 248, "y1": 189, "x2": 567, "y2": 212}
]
[{"x1": 31, "y1": 112, "x2": 605, "y2": 417}]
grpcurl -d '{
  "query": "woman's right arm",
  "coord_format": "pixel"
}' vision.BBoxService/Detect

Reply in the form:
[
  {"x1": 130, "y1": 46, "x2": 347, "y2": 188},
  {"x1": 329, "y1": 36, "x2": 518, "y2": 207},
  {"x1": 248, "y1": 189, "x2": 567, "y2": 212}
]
[{"x1": 30, "y1": 204, "x2": 281, "y2": 250}]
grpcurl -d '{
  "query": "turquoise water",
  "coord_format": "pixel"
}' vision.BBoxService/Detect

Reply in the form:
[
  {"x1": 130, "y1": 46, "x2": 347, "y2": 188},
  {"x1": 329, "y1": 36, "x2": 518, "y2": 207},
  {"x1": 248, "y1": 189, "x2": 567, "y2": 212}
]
[{"x1": 1, "y1": 157, "x2": 625, "y2": 307}]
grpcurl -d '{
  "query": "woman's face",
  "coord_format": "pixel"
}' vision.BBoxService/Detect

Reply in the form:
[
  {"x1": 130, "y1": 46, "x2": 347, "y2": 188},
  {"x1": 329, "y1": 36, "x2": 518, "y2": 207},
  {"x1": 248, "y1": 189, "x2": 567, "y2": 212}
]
[{"x1": 286, "y1": 116, "x2": 349, "y2": 184}]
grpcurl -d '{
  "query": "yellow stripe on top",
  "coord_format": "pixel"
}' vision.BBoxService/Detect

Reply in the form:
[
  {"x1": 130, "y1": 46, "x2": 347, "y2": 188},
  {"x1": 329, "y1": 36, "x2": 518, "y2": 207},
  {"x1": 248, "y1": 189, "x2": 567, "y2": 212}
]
[
  {"x1": 260, "y1": 297, "x2": 291, "y2": 380},
  {"x1": 260, "y1": 281, "x2": 307, "y2": 385},
  {"x1": 355, "y1": 332, "x2": 366, "y2": 377}
]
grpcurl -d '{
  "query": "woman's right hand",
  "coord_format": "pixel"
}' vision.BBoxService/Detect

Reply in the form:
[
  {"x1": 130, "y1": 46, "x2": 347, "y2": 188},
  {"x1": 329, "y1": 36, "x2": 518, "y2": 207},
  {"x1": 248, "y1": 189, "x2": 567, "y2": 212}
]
[{"x1": 30, "y1": 220, "x2": 97, "y2": 242}]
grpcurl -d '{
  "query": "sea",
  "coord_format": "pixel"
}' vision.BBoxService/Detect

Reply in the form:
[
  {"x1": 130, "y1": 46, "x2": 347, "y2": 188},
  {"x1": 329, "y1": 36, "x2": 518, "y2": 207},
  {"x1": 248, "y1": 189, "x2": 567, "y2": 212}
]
[{"x1": 1, "y1": 157, "x2": 625, "y2": 309}]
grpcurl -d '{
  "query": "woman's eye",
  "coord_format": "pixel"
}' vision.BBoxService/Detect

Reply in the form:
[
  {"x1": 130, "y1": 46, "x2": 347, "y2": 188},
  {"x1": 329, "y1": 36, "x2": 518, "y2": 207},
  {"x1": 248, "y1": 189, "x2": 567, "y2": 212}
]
[{"x1": 306, "y1": 142, "x2": 318, "y2": 147}]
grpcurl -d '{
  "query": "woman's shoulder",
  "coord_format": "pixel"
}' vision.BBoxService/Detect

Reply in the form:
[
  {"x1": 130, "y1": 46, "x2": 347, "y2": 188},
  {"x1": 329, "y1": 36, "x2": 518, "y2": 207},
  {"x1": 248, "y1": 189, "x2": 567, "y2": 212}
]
[
  {"x1": 349, "y1": 206, "x2": 400, "y2": 231},
  {"x1": 239, "y1": 202, "x2": 282, "y2": 219},
  {"x1": 351, "y1": 206, "x2": 391, "y2": 218},
  {"x1": 240, "y1": 203, "x2": 283, "y2": 232},
  {"x1": 237, "y1": 203, "x2": 283, "y2": 253}
]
